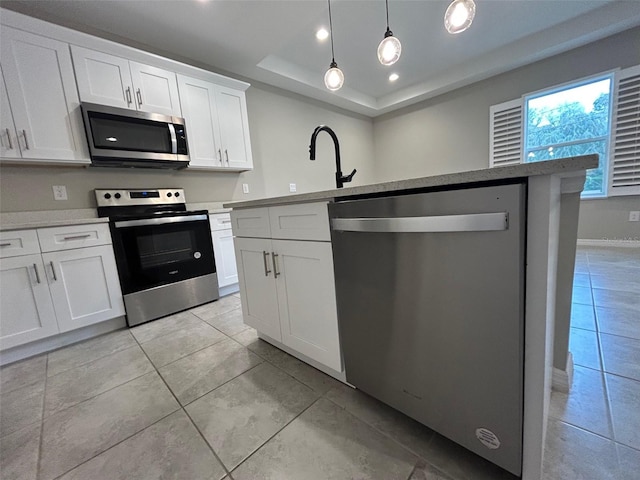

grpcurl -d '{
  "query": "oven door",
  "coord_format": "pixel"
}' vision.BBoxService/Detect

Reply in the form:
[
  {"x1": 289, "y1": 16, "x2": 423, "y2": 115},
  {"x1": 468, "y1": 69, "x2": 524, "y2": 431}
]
[{"x1": 111, "y1": 213, "x2": 215, "y2": 295}]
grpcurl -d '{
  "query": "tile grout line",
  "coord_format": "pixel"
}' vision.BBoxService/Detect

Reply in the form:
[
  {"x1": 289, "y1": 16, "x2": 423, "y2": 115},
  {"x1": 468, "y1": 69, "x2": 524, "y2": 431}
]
[
  {"x1": 131, "y1": 325, "x2": 235, "y2": 480},
  {"x1": 35, "y1": 353, "x2": 49, "y2": 480},
  {"x1": 226, "y1": 396, "x2": 324, "y2": 476},
  {"x1": 584, "y1": 255, "x2": 618, "y2": 448}
]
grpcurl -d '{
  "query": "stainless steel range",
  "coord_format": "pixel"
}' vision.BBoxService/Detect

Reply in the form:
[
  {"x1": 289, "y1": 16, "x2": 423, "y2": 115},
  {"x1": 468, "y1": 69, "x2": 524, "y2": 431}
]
[{"x1": 96, "y1": 188, "x2": 218, "y2": 327}]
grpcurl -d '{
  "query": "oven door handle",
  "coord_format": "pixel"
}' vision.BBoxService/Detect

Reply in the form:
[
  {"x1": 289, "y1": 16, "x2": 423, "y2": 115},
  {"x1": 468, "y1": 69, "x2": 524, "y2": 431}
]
[{"x1": 113, "y1": 214, "x2": 209, "y2": 228}]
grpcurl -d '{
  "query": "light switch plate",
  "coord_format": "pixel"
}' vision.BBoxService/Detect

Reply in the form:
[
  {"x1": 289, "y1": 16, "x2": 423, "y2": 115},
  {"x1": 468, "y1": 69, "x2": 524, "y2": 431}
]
[
  {"x1": 242, "y1": 183, "x2": 249, "y2": 194},
  {"x1": 629, "y1": 211, "x2": 640, "y2": 222},
  {"x1": 52, "y1": 185, "x2": 68, "y2": 201},
  {"x1": 289, "y1": 183, "x2": 297, "y2": 193}
]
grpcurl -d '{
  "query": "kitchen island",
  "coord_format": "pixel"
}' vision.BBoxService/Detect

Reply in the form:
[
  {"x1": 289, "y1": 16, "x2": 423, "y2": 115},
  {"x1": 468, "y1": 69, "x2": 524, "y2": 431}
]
[{"x1": 224, "y1": 154, "x2": 598, "y2": 480}]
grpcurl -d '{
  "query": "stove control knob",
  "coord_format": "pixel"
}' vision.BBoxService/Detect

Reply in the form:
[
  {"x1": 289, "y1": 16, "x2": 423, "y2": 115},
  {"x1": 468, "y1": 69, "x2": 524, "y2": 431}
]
[
  {"x1": 114, "y1": 193, "x2": 121, "y2": 199},
  {"x1": 167, "y1": 192, "x2": 172, "y2": 197},
  {"x1": 175, "y1": 191, "x2": 180, "y2": 197},
  {"x1": 104, "y1": 193, "x2": 111, "y2": 200}
]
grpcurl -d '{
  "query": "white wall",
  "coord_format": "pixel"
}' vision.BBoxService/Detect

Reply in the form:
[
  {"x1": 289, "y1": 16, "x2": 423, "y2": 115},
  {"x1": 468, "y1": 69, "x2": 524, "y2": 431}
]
[{"x1": 371, "y1": 27, "x2": 640, "y2": 240}]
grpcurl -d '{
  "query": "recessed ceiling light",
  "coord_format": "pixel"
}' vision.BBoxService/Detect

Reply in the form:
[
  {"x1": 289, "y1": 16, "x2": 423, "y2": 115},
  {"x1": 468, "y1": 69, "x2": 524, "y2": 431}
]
[
  {"x1": 316, "y1": 28, "x2": 329, "y2": 41},
  {"x1": 389, "y1": 73, "x2": 399, "y2": 82}
]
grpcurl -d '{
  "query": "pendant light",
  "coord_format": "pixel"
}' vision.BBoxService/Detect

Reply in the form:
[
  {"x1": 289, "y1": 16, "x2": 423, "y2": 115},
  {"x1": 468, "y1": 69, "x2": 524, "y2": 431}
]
[
  {"x1": 324, "y1": 0, "x2": 344, "y2": 91},
  {"x1": 444, "y1": 0, "x2": 476, "y2": 34},
  {"x1": 377, "y1": 0, "x2": 401, "y2": 66}
]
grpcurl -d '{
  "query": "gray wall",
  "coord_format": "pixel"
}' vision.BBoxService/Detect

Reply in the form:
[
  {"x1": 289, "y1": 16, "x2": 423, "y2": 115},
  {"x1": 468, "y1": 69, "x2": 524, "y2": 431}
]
[
  {"x1": 0, "y1": 84, "x2": 373, "y2": 212},
  {"x1": 371, "y1": 27, "x2": 640, "y2": 240}
]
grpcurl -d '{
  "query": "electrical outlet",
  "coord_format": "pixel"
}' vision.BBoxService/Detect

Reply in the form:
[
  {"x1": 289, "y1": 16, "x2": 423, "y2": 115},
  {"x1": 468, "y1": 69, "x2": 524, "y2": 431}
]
[
  {"x1": 242, "y1": 183, "x2": 249, "y2": 194},
  {"x1": 289, "y1": 183, "x2": 297, "y2": 193},
  {"x1": 629, "y1": 211, "x2": 640, "y2": 222},
  {"x1": 52, "y1": 185, "x2": 68, "y2": 201}
]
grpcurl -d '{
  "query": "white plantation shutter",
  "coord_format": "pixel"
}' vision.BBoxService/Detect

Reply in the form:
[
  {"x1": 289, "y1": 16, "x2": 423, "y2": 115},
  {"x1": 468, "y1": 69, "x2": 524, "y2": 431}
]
[
  {"x1": 610, "y1": 65, "x2": 640, "y2": 196},
  {"x1": 489, "y1": 99, "x2": 523, "y2": 167}
]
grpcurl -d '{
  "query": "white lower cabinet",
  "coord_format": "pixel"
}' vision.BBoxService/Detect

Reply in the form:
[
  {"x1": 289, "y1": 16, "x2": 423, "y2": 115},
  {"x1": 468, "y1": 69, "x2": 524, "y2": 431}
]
[
  {"x1": 0, "y1": 224, "x2": 125, "y2": 352},
  {"x1": 210, "y1": 213, "x2": 238, "y2": 289},
  {"x1": 43, "y1": 245, "x2": 124, "y2": 333},
  {"x1": 232, "y1": 202, "x2": 342, "y2": 372},
  {"x1": 0, "y1": 254, "x2": 58, "y2": 349}
]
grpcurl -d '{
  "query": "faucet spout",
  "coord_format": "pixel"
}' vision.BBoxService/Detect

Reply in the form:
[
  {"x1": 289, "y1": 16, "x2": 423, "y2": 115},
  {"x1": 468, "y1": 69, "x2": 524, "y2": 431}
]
[{"x1": 308, "y1": 125, "x2": 356, "y2": 189}]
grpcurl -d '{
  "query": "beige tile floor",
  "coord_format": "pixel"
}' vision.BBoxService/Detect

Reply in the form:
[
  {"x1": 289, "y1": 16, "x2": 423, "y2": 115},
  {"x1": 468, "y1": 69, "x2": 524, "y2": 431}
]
[{"x1": 0, "y1": 246, "x2": 638, "y2": 480}]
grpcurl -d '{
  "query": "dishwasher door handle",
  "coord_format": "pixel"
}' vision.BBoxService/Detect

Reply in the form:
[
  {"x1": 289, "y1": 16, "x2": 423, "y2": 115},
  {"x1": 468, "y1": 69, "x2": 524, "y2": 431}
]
[{"x1": 331, "y1": 212, "x2": 508, "y2": 233}]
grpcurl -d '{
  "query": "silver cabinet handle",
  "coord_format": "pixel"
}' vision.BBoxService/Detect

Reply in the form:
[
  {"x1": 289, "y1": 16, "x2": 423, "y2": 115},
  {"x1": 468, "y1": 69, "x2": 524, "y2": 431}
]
[
  {"x1": 262, "y1": 251, "x2": 271, "y2": 277},
  {"x1": 22, "y1": 129, "x2": 29, "y2": 150},
  {"x1": 0, "y1": 242, "x2": 11, "y2": 247},
  {"x1": 32, "y1": 263, "x2": 41, "y2": 284},
  {"x1": 5, "y1": 128, "x2": 13, "y2": 149},
  {"x1": 272, "y1": 252, "x2": 280, "y2": 278},
  {"x1": 136, "y1": 88, "x2": 143, "y2": 107},
  {"x1": 220, "y1": 219, "x2": 231, "y2": 224},
  {"x1": 49, "y1": 261, "x2": 57, "y2": 281},
  {"x1": 63, "y1": 234, "x2": 92, "y2": 240},
  {"x1": 218, "y1": 149, "x2": 222, "y2": 165},
  {"x1": 225, "y1": 149, "x2": 229, "y2": 165},
  {"x1": 125, "y1": 87, "x2": 132, "y2": 106},
  {"x1": 331, "y1": 212, "x2": 509, "y2": 233}
]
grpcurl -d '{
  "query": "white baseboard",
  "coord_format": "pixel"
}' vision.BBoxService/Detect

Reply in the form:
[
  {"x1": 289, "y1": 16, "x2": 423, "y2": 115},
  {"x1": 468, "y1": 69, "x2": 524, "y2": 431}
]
[
  {"x1": 552, "y1": 352, "x2": 574, "y2": 393},
  {"x1": 0, "y1": 316, "x2": 127, "y2": 366},
  {"x1": 577, "y1": 239, "x2": 640, "y2": 248},
  {"x1": 219, "y1": 283, "x2": 239, "y2": 297}
]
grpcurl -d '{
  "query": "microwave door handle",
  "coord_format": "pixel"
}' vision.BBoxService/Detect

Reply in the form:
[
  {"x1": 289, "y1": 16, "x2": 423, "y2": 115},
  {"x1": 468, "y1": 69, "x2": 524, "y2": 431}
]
[{"x1": 168, "y1": 123, "x2": 177, "y2": 154}]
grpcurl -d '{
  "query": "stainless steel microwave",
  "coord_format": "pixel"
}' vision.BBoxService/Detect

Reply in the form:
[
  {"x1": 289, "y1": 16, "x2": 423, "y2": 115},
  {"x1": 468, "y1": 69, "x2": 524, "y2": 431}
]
[{"x1": 81, "y1": 103, "x2": 190, "y2": 169}]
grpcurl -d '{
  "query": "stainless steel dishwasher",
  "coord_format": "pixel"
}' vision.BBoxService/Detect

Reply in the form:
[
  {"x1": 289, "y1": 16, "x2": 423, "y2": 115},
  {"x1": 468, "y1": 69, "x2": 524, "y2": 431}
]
[{"x1": 329, "y1": 182, "x2": 525, "y2": 477}]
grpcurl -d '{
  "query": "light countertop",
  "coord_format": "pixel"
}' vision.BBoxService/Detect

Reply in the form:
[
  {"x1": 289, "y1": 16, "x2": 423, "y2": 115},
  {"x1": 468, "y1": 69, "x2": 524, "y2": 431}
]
[{"x1": 223, "y1": 155, "x2": 598, "y2": 209}]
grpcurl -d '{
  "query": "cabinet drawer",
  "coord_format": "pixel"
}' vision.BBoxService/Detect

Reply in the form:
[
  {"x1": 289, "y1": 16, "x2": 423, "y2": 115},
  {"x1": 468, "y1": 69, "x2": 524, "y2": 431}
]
[
  {"x1": 0, "y1": 229, "x2": 40, "y2": 258},
  {"x1": 269, "y1": 202, "x2": 330, "y2": 241},
  {"x1": 37, "y1": 223, "x2": 112, "y2": 252},
  {"x1": 210, "y1": 212, "x2": 233, "y2": 231},
  {"x1": 231, "y1": 208, "x2": 271, "y2": 238}
]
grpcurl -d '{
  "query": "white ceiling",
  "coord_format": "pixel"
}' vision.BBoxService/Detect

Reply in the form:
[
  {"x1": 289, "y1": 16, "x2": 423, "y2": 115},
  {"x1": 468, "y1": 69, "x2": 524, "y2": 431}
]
[{"x1": 4, "y1": 0, "x2": 640, "y2": 117}]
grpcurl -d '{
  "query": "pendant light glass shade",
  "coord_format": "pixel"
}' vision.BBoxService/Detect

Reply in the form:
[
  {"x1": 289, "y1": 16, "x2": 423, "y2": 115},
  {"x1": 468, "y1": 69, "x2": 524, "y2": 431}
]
[
  {"x1": 324, "y1": 61, "x2": 345, "y2": 91},
  {"x1": 378, "y1": 0, "x2": 401, "y2": 66},
  {"x1": 444, "y1": 0, "x2": 476, "y2": 34},
  {"x1": 377, "y1": 31, "x2": 401, "y2": 66}
]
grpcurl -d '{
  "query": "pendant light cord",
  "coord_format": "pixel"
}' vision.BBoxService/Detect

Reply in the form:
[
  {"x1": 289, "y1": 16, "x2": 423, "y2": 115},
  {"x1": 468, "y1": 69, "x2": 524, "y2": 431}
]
[
  {"x1": 385, "y1": 0, "x2": 390, "y2": 30},
  {"x1": 328, "y1": 0, "x2": 336, "y2": 63}
]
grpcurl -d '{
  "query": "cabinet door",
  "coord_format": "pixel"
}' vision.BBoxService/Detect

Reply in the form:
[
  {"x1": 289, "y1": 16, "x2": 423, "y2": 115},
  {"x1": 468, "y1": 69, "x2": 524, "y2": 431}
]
[
  {"x1": 1, "y1": 27, "x2": 87, "y2": 162},
  {"x1": 234, "y1": 237, "x2": 281, "y2": 341},
  {"x1": 212, "y1": 229, "x2": 238, "y2": 288},
  {"x1": 215, "y1": 85, "x2": 253, "y2": 169},
  {"x1": 0, "y1": 254, "x2": 58, "y2": 350},
  {"x1": 273, "y1": 240, "x2": 342, "y2": 371},
  {"x1": 130, "y1": 62, "x2": 181, "y2": 116},
  {"x1": 0, "y1": 65, "x2": 20, "y2": 159},
  {"x1": 177, "y1": 75, "x2": 222, "y2": 168},
  {"x1": 71, "y1": 46, "x2": 134, "y2": 109},
  {"x1": 43, "y1": 245, "x2": 125, "y2": 333}
]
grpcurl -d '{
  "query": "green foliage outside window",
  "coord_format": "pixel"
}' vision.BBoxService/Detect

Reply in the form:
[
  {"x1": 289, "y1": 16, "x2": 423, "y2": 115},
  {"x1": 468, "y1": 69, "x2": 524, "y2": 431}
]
[{"x1": 525, "y1": 77, "x2": 613, "y2": 197}]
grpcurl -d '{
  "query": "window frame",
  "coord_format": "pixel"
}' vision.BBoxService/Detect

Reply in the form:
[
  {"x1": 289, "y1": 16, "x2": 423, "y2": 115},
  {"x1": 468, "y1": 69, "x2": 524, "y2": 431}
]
[{"x1": 490, "y1": 65, "x2": 640, "y2": 199}]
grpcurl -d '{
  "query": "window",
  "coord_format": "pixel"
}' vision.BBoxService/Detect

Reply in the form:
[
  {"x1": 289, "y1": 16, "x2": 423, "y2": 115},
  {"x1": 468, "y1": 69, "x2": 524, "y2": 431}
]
[
  {"x1": 490, "y1": 65, "x2": 640, "y2": 198},
  {"x1": 524, "y1": 75, "x2": 612, "y2": 197}
]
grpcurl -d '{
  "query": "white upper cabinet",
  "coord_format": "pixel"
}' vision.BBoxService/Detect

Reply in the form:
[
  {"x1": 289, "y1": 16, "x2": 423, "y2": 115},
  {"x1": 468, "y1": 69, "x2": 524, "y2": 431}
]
[
  {"x1": 0, "y1": 27, "x2": 87, "y2": 163},
  {"x1": 0, "y1": 65, "x2": 20, "y2": 159},
  {"x1": 177, "y1": 75, "x2": 222, "y2": 168},
  {"x1": 177, "y1": 74, "x2": 253, "y2": 171},
  {"x1": 215, "y1": 85, "x2": 253, "y2": 170},
  {"x1": 71, "y1": 46, "x2": 181, "y2": 117}
]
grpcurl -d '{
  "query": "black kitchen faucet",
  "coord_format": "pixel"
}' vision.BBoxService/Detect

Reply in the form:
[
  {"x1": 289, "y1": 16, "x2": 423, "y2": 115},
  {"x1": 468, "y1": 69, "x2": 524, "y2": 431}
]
[{"x1": 309, "y1": 125, "x2": 357, "y2": 189}]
